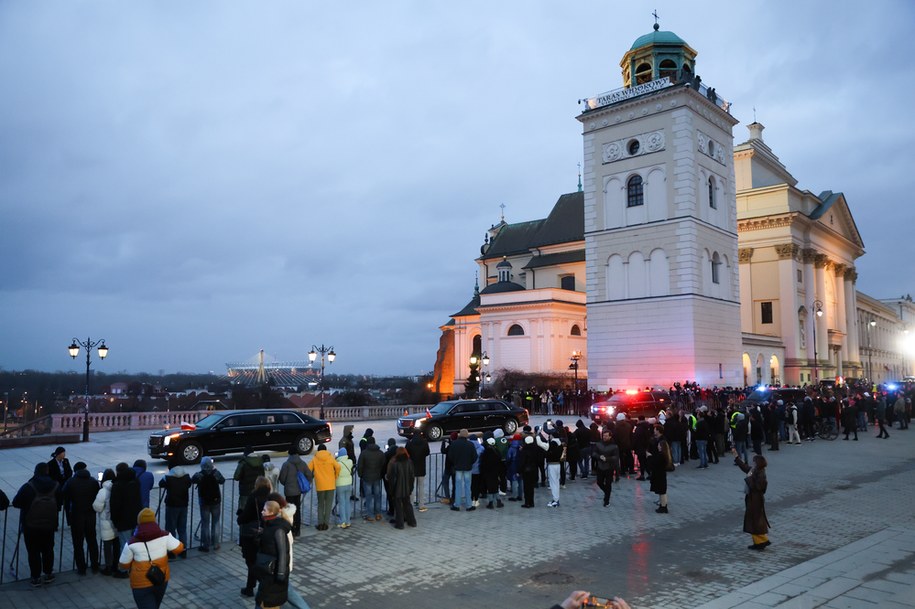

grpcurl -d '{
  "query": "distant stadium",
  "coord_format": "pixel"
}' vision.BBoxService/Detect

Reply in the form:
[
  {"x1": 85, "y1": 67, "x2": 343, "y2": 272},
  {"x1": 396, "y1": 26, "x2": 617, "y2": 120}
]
[{"x1": 224, "y1": 350, "x2": 319, "y2": 390}]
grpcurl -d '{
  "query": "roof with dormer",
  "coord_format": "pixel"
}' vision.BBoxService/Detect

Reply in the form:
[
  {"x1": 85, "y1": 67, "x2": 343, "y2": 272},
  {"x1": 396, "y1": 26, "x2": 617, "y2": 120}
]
[{"x1": 480, "y1": 192, "x2": 583, "y2": 261}]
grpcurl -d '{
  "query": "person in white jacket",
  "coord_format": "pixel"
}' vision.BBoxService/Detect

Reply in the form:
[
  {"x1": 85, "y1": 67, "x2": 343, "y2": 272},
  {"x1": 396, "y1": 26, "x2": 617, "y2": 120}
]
[{"x1": 92, "y1": 468, "x2": 118, "y2": 576}]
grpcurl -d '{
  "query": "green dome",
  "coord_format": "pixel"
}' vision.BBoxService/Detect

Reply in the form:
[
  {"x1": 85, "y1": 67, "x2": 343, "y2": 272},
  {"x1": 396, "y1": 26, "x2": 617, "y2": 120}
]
[{"x1": 630, "y1": 30, "x2": 687, "y2": 50}]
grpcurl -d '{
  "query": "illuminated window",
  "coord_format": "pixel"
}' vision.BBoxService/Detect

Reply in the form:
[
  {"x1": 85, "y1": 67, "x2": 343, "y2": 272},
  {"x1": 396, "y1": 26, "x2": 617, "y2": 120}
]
[
  {"x1": 627, "y1": 175, "x2": 644, "y2": 207},
  {"x1": 507, "y1": 324, "x2": 525, "y2": 336}
]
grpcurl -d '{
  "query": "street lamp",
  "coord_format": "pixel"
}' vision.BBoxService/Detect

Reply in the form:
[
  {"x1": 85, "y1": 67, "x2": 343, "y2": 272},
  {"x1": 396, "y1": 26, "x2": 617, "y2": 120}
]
[
  {"x1": 68, "y1": 337, "x2": 109, "y2": 442},
  {"x1": 867, "y1": 317, "x2": 877, "y2": 382},
  {"x1": 810, "y1": 301, "x2": 823, "y2": 384},
  {"x1": 569, "y1": 351, "x2": 582, "y2": 414},
  {"x1": 477, "y1": 353, "x2": 490, "y2": 397},
  {"x1": 308, "y1": 344, "x2": 335, "y2": 420}
]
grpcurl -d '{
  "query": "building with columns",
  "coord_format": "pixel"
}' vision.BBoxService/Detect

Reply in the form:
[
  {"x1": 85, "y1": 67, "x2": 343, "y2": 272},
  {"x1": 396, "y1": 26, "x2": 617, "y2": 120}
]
[{"x1": 432, "y1": 25, "x2": 913, "y2": 396}]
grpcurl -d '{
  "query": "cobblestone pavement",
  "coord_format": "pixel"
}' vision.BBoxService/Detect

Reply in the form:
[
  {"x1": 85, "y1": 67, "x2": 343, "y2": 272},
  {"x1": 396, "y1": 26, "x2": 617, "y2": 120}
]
[{"x1": 0, "y1": 418, "x2": 913, "y2": 608}]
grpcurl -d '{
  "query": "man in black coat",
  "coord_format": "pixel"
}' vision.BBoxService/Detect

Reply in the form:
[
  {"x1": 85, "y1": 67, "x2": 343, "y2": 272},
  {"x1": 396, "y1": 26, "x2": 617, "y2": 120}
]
[
  {"x1": 447, "y1": 429, "x2": 478, "y2": 511},
  {"x1": 632, "y1": 417, "x2": 652, "y2": 480},
  {"x1": 356, "y1": 437, "x2": 387, "y2": 521},
  {"x1": 61, "y1": 462, "x2": 100, "y2": 574},
  {"x1": 593, "y1": 429, "x2": 620, "y2": 507},
  {"x1": 47, "y1": 446, "x2": 72, "y2": 507},
  {"x1": 13, "y1": 462, "x2": 60, "y2": 587},
  {"x1": 405, "y1": 434, "x2": 430, "y2": 512},
  {"x1": 108, "y1": 462, "x2": 142, "y2": 576},
  {"x1": 386, "y1": 448, "x2": 417, "y2": 529}
]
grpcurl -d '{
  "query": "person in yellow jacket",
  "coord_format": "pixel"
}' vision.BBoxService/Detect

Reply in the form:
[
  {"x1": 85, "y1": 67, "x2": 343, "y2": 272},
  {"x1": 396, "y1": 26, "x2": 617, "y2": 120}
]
[
  {"x1": 118, "y1": 507, "x2": 184, "y2": 609},
  {"x1": 308, "y1": 445, "x2": 341, "y2": 531}
]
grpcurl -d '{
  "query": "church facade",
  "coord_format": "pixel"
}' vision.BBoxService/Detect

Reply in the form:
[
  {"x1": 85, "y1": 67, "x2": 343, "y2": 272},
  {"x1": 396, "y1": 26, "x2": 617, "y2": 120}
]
[{"x1": 432, "y1": 25, "x2": 911, "y2": 396}]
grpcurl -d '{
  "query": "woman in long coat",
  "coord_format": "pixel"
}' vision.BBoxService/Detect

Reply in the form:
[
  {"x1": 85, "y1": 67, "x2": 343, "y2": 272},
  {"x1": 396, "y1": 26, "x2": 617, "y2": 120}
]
[
  {"x1": 732, "y1": 451, "x2": 770, "y2": 550},
  {"x1": 647, "y1": 424, "x2": 670, "y2": 513}
]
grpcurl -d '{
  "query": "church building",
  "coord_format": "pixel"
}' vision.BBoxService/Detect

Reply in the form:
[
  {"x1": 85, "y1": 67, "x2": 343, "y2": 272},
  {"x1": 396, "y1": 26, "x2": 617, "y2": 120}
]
[{"x1": 432, "y1": 24, "x2": 907, "y2": 396}]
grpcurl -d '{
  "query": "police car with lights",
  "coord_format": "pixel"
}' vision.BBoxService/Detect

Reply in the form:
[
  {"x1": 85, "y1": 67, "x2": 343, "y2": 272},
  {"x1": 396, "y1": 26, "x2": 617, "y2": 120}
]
[{"x1": 590, "y1": 389, "x2": 672, "y2": 424}]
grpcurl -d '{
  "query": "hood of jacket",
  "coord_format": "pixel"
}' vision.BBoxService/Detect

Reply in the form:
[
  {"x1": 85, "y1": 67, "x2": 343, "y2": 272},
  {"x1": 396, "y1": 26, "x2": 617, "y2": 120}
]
[
  {"x1": 241, "y1": 455, "x2": 263, "y2": 467},
  {"x1": 285, "y1": 454, "x2": 304, "y2": 466},
  {"x1": 30, "y1": 475, "x2": 58, "y2": 494},
  {"x1": 312, "y1": 450, "x2": 334, "y2": 465},
  {"x1": 167, "y1": 466, "x2": 188, "y2": 478}
]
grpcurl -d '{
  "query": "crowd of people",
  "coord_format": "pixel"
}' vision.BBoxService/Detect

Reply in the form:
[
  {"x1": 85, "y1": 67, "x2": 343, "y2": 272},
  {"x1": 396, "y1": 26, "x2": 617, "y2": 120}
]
[{"x1": 0, "y1": 379, "x2": 909, "y2": 607}]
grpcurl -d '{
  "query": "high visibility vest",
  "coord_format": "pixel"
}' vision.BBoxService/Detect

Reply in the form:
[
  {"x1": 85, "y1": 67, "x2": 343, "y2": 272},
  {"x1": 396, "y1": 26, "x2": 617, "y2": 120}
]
[
  {"x1": 729, "y1": 411, "x2": 739, "y2": 429},
  {"x1": 687, "y1": 414, "x2": 697, "y2": 431}
]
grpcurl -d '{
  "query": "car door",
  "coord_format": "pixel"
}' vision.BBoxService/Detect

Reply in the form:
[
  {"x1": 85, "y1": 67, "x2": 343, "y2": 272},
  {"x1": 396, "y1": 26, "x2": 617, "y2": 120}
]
[
  {"x1": 266, "y1": 412, "x2": 301, "y2": 450},
  {"x1": 480, "y1": 401, "x2": 506, "y2": 430},
  {"x1": 449, "y1": 403, "x2": 480, "y2": 432},
  {"x1": 210, "y1": 414, "x2": 248, "y2": 453}
]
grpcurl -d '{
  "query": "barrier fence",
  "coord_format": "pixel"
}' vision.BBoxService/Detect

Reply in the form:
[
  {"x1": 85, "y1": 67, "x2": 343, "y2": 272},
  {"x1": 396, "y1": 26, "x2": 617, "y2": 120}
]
[{"x1": 0, "y1": 453, "x2": 450, "y2": 584}]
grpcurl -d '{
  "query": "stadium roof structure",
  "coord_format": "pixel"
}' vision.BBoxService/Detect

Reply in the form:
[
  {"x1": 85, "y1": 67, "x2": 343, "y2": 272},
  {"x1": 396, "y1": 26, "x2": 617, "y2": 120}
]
[{"x1": 224, "y1": 350, "x2": 318, "y2": 388}]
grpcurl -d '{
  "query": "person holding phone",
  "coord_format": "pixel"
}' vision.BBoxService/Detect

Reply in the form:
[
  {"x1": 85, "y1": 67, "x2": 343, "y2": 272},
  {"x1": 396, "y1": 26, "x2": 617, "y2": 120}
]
[{"x1": 549, "y1": 591, "x2": 632, "y2": 609}]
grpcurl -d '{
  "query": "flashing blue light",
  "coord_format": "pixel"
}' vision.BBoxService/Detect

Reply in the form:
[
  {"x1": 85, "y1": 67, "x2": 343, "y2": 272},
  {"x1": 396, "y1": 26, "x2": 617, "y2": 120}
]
[
  {"x1": 887, "y1": 383, "x2": 899, "y2": 391},
  {"x1": 757, "y1": 385, "x2": 768, "y2": 392}
]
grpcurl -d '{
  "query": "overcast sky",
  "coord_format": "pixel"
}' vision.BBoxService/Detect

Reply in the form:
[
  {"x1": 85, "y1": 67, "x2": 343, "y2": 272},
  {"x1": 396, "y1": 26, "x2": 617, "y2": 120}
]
[{"x1": 1, "y1": 1, "x2": 913, "y2": 377}]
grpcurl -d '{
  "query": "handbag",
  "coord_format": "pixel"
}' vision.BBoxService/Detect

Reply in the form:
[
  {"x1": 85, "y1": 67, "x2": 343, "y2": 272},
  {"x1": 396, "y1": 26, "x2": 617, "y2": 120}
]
[
  {"x1": 255, "y1": 551, "x2": 276, "y2": 577},
  {"x1": 143, "y1": 541, "x2": 166, "y2": 586}
]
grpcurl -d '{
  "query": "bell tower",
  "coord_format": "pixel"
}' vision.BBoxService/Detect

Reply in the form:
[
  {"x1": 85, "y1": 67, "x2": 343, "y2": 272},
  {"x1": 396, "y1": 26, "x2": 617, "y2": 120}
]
[{"x1": 579, "y1": 26, "x2": 743, "y2": 390}]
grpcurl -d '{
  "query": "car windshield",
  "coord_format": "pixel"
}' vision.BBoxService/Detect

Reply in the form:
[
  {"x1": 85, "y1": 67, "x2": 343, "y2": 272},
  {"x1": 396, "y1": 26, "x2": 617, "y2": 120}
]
[
  {"x1": 743, "y1": 389, "x2": 771, "y2": 404},
  {"x1": 429, "y1": 402, "x2": 456, "y2": 415},
  {"x1": 194, "y1": 414, "x2": 222, "y2": 429}
]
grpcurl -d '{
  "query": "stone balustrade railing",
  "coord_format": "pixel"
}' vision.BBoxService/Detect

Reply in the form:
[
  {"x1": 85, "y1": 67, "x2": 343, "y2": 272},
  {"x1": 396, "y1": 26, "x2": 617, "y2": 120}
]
[{"x1": 50, "y1": 405, "x2": 428, "y2": 434}]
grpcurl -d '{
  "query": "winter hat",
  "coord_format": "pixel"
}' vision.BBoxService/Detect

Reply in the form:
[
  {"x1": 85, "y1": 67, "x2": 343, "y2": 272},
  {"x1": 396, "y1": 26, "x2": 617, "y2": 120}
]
[
  {"x1": 459, "y1": 428, "x2": 469, "y2": 438},
  {"x1": 201, "y1": 457, "x2": 215, "y2": 471},
  {"x1": 52, "y1": 446, "x2": 66, "y2": 457},
  {"x1": 133, "y1": 459, "x2": 147, "y2": 470},
  {"x1": 74, "y1": 461, "x2": 87, "y2": 471},
  {"x1": 137, "y1": 508, "x2": 156, "y2": 525},
  {"x1": 776, "y1": 400, "x2": 784, "y2": 406},
  {"x1": 450, "y1": 431, "x2": 459, "y2": 441},
  {"x1": 170, "y1": 466, "x2": 186, "y2": 478},
  {"x1": 317, "y1": 444, "x2": 327, "y2": 451},
  {"x1": 493, "y1": 429, "x2": 504, "y2": 439},
  {"x1": 387, "y1": 438, "x2": 397, "y2": 448},
  {"x1": 522, "y1": 425, "x2": 532, "y2": 434},
  {"x1": 337, "y1": 448, "x2": 348, "y2": 458},
  {"x1": 524, "y1": 436, "x2": 534, "y2": 444},
  {"x1": 34, "y1": 462, "x2": 49, "y2": 476},
  {"x1": 512, "y1": 433, "x2": 522, "y2": 441},
  {"x1": 616, "y1": 413, "x2": 626, "y2": 421},
  {"x1": 243, "y1": 446, "x2": 254, "y2": 456},
  {"x1": 486, "y1": 437, "x2": 496, "y2": 446}
]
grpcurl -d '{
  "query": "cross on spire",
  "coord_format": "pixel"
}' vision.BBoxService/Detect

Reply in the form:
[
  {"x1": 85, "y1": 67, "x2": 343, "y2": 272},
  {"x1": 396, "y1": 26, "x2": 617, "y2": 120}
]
[
  {"x1": 652, "y1": 9, "x2": 660, "y2": 31},
  {"x1": 499, "y1": 203, "x2": 506, "y2": 222}
]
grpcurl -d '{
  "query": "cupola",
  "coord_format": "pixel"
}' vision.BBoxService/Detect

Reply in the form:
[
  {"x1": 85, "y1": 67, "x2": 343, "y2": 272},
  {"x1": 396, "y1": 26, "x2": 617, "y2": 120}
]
[{"x1": 620, "y1": 23, "x2": 697, "y2": 88}]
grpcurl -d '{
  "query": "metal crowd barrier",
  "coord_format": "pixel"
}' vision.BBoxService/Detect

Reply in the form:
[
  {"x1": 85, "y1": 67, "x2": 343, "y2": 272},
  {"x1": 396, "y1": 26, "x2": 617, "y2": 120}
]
[{"x1": 0, "y1": 453, "x2": 450, "y2": 584}]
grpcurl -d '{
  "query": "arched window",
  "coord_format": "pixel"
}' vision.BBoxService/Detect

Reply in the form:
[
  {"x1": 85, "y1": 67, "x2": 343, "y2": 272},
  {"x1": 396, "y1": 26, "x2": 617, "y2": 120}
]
[
  {"x1": 472, "y1": 334, "x2": 482, "y2": 354},
  {"x1": 507, "y1": 324, "x2": 525, "y2": 336},
  {"x1": 711, "y1": 252, "x2": 721, "y2": 284},
  {"x1": 659, "y1": 59, "x2": 677, "y2": 81},
  {"x1": 627, "y1": 175, "x2": 644, "y2": 207},
  {"x1": 635, "y1": 62, "x2": 652, "y2": 84},
  {"x1": 708, "y1": 176, "x2": 716, "y2": 209},
  {"x1": 570, "y1": 324, "x2": 582, "y2": 336}
]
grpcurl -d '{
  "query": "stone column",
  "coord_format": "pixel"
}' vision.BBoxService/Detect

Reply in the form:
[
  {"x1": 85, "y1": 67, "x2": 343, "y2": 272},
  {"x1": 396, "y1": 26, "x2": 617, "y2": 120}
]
[
  {"x1": 845, "y1": 269, "x2": 861, "y2": 374},
  {"x1": 776, "y1": 244, "x2": 800, "y2": 361},
  {"x1": 834, "y1": 263, "x2": 847, "y2": 377},
  {"x1": 814, "y1": 253, "x2": 829, "y2": 377}
]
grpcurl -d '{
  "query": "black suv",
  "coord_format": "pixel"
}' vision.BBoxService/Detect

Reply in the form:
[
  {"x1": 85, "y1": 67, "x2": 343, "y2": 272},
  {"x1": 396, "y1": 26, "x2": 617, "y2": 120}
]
[
  {"x1": 741, "y1": 387, "x2": 807, "y2": 408},
  {"x1": 397, "y1": 399, "x2": 529, "y2": 441},
  {"x1": 590, "y1": 389, "x2": 672, "y2": 424},
  {"x1": 148, "y1": 409, "x2": 332, "y2": 464}
]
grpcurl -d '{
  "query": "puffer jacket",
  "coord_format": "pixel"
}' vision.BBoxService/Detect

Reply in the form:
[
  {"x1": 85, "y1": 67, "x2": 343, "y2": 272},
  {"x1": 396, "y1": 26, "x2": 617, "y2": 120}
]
[
  {"x1": 336, "y1": 455, "x2": 354, "y2": 487},
  {"x1": 278, "y1": 454, "x2": 311, "y2": 496},
  {"x1": 93, "y1": 480, "x2": 116, "y2": 541},
  {"x1": 118, "y1": 522, "x2": 184, "y2": 589}
]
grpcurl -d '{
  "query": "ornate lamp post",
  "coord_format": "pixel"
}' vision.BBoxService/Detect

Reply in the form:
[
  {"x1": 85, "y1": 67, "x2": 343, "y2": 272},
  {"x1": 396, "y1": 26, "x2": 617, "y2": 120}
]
[
  {"x1": 68, "y1": 337, "x2": 109, "y2": 442},
  {"x1": 308, "y1": 344, "x2": 335, "y2": 420},
  {"x1": 569, "y1": 351, "x2": 582, "y2": 414},
  {"x1": 478, "y1": 353, "x2": 490, "y2": 397},
  {"x1": 811, "y1": 300, "x2": 823, "y2": 384}
]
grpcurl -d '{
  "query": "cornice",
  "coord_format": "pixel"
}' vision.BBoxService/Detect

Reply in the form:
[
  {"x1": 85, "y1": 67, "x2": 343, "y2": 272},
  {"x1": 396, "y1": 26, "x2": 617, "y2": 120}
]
[{"x1": 737, "y1": 215, "x2": 794, "y2": 232}]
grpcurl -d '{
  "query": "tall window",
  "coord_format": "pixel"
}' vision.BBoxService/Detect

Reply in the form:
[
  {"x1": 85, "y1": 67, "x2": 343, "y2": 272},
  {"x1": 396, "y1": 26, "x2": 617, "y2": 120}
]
[
  {"x1": 711, "y1": 252, "x2": 721, "y2": 284},
  {"x1": 627, "y1": 175, "x2": 644, "y2": 207},
  {"x1": 708, "y1": 176, "x2": 716, "y2": 209},
  {"x1": 761, "y1": 301, "x2": 773, "y2": 324}
]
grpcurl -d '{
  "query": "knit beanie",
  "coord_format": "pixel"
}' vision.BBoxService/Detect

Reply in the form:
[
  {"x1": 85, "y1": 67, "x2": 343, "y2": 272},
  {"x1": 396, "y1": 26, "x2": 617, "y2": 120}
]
[{"x1": 138, "y1": 508, "x2": 156, "y2": 525}]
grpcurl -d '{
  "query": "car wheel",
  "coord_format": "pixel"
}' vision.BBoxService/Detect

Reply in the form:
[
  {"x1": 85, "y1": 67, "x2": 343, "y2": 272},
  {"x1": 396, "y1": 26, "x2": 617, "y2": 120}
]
[
  {"x1": 503, "y1": 418, "x2": 518, "y2": 435},
  {"x1": 295, "y1": 434, "x2": 315, "y2": 455},
  {"x1": 426, "y1": 425, "x2": 443, "y2": 441},
  {"x1": 179, "y1": 442, "x2": 203, "y2": 465}
]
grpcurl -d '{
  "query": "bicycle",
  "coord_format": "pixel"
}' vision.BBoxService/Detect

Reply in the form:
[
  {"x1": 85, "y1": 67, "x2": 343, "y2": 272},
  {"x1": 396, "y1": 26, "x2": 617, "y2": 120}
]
[{"x1": 815, "y1": 418, "x2": 839, "y2": 441}]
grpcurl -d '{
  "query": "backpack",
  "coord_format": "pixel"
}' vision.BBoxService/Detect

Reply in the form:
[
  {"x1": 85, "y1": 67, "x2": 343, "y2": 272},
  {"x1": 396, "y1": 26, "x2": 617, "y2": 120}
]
[
  {"x1": 296, "y1": 470, "x2": 311, "y2": 494},
  {"x1": 197, "y1": 472, "x2": 221, "y2": 505},
  {"x1": 25, "y1": 483, "x2": 58, "y2": 531}
]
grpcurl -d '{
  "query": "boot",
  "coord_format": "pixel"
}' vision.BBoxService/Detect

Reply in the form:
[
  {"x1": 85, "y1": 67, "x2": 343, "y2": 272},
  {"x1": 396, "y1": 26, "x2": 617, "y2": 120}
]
[
  {"x1": 486, "y1": 502, "x2": 494, "y2": 509},
  {"x1": 655, "y1": 505, "x2": 668, "y2": 513},
  {"x1": 496, "y1": 500, "x2": 504, "y2": 508}
]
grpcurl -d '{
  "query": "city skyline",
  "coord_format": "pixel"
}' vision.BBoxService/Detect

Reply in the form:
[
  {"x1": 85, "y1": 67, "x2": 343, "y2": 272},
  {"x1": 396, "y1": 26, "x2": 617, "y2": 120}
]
[{"x1": 2, "y1": 2, "x2": 913, "y2": 375}]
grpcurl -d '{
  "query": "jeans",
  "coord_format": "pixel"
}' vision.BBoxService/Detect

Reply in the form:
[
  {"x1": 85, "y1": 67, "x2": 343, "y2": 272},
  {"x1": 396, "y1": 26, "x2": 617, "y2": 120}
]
[
  {"x1": 696, "y1": 440, "x2": 708, "y2": 467},
  {"x1": 363, "y1": 479, "x2": 383, "y2": 517},
  {"x1": 547, "y1": 463, "x2": 561, "y2": 502},
  {"x1": 733, "y1": 439, "x2": 749, "y2": 463},
  {"x1": 198, "y1": 502, "x2": 220, "y2": 549},
  {"x1": 510, "y1": 477, "x2": 522, "y2": 499},
  {"x1": 669, "y1": 440, "x2": 681, "y2": 465},
  {"x1": 164, "y1": 506, "x2": 188, "y2": 550},
  {"x1": 412, "y1": 475, "x2": 425, "y2": 508},
  {"x1": 132, "y1": 582, "x2": 167, "y2": 609},
  {"x1": 336, "y1": 485, "x2": 352, "y2": 524},
  {"x1": 578, "y1": 447, "x2": 591, "y2": 478},
  {"x1": 287, "y1": 585, "x2": 312, "y2": 609},
  {"x1": 454, "y1": 470, "x2": 472, "y2": 508}
]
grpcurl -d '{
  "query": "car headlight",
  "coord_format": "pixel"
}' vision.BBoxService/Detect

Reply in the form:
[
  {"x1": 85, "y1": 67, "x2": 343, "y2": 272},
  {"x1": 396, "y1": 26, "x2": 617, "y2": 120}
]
[
  {"x1": 163, "y1": 433, "x2": 181, "y2": 446},
  {"x1": 414, "y1": 419, "x2": 424, "y2": 427}
]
